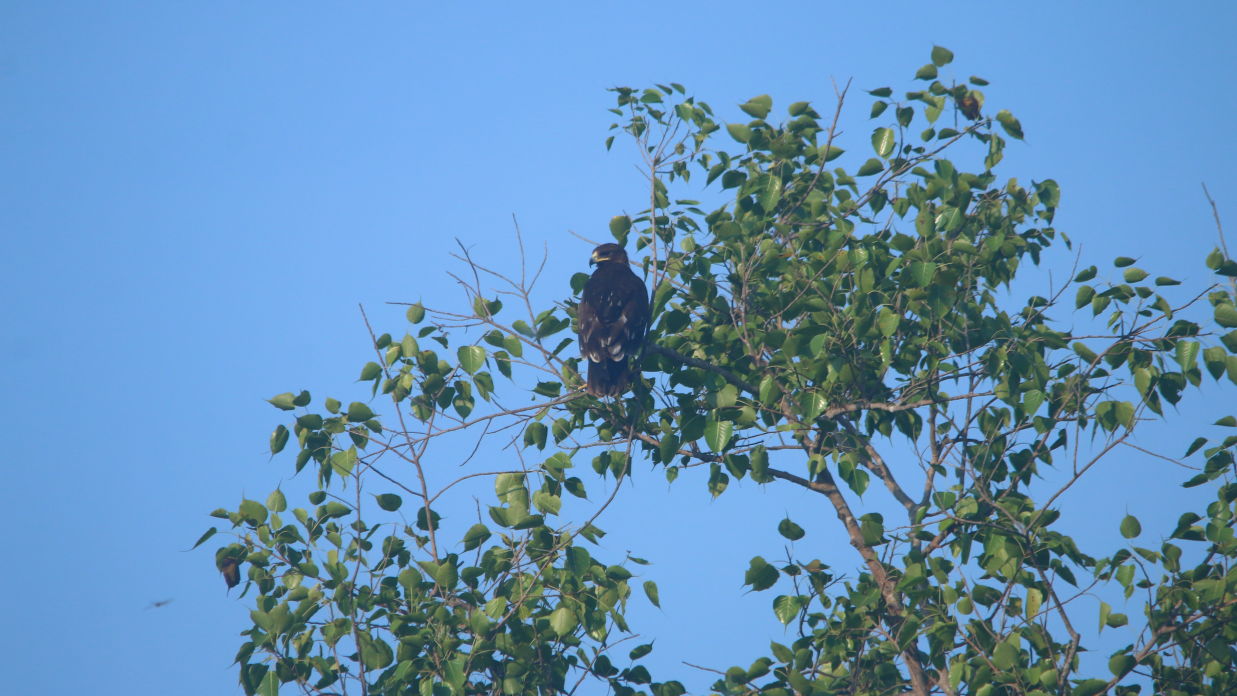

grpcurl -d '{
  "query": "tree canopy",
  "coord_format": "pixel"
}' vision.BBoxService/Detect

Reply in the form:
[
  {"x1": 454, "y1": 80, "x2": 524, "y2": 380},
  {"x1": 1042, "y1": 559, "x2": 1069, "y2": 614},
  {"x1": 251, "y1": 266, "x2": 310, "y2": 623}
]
[{"x1": 202, "y1": 47, "x2": 1237, "y2": 696}]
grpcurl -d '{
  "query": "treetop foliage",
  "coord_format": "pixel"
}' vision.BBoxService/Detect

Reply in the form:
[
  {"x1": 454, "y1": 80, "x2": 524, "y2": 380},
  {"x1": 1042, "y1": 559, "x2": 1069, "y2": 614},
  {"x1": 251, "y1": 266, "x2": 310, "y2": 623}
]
[{"x1": 203, "y1": 47, "x2": 1237, "y2": 696}]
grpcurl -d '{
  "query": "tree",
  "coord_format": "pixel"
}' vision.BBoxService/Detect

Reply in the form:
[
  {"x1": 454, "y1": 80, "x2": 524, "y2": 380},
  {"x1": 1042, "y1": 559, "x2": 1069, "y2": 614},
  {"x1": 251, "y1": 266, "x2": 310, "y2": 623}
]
[{"x1": 201, "y1": 47, "x2": 1237, "y2": 696}]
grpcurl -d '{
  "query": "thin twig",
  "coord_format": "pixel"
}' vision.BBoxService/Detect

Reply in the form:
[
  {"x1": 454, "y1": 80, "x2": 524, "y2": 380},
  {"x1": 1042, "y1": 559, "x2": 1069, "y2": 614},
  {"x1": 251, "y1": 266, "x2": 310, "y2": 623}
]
[{"x1": 1202, "y1": 182, "x2": 1235, "y2": 296}]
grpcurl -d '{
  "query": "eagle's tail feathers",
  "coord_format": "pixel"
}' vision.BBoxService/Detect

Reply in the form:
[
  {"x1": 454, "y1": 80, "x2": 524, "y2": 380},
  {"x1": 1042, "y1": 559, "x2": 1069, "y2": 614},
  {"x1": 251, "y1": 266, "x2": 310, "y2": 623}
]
[{"x1": 587, "y1": 359, "x2": 631, "y2": 397}]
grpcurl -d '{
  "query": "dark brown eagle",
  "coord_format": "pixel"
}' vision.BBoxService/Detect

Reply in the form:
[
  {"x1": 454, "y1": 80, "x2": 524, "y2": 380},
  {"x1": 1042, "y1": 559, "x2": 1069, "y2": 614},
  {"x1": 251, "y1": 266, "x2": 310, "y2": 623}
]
[{"x1": 578, "y1": 243, "x2": 649, "y2": 397}]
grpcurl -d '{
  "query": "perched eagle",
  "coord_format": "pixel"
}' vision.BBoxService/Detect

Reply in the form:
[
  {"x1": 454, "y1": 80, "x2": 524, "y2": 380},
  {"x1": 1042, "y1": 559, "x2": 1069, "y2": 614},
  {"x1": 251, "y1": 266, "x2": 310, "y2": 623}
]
[{"x1": 578, "y1": 243, "x2": 649, "y2": 397}]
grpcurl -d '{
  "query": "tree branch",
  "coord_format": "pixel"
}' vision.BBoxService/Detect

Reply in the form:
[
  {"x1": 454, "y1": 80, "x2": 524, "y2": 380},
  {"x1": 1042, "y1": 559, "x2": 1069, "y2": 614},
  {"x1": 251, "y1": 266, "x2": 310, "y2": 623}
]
[{"x1": 768, "y1": 465, "x2": 931, "y2": 696}]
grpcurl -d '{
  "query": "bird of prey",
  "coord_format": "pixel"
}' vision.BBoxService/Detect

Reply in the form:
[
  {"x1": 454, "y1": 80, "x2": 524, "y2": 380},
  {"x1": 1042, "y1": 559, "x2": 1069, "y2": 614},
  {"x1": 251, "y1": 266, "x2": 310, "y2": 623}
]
[{"x1": 577, "y1": 243, "x2": 649, "y2": 397}]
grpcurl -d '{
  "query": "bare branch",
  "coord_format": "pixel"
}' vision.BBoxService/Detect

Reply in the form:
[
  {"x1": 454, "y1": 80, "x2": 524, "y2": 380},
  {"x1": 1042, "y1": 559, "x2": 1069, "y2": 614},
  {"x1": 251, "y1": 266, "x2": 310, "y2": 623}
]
[{"x1": 1202, "y1": 182, "x2": 1235, "y2": 296}]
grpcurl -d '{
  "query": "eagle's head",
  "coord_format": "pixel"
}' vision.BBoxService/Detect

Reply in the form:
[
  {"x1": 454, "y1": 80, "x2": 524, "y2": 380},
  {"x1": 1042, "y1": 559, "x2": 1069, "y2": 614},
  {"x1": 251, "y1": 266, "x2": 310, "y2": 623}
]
[{"x1": 590, "y1": 243, "x2": 628, "y2": 266}]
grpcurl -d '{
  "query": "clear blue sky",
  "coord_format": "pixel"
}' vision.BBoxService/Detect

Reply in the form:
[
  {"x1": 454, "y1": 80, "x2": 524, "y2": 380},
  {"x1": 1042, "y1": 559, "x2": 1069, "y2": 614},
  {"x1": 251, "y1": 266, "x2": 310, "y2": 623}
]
[{"x1": 3, "y1": 4, "x2": 1235, "y2": 694}]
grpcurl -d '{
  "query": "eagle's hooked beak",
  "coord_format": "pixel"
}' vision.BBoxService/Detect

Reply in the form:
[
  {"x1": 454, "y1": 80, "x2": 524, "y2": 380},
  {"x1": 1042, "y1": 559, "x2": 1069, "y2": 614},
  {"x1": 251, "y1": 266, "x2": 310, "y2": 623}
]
[{"x1": 589, "y1": 251, "x2": 607, "y2": 266}]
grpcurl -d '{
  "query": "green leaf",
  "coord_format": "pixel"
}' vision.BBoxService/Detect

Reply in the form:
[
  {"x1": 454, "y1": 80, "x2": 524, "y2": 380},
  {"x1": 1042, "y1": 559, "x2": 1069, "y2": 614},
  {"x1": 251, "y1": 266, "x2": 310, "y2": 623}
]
[
  {"x1": 1206, "y1": 247, "x2": 1224, "y2": 270},
  {"x1": 726, "y1": 123, "x2": 752, "y2": 143},
  {"x1": 871, "y1": 127, "x2": 895, "y2": 158},
  {"x1": 1215, "y1": 304, "x2": 1237, "y2": 328},
  {"x1": 704, "y1": 417, "x2": 733, "y2": 452},
  {"x1": 524, "y1": 421, "x2": 548, "y2": 450},
  {"x1": 532, "y1": 490, "x2": 561, "y2": 515},
  {"x1": 1222, "y1": 331, "x2": 1237, "y2": 355},
  {"x1": 1074, "y1": 266, "x2": 1097, "y2": 282},
  {"x1": 739, "y1": 94, "x2": 772, "y2": 119},
  {"x1": 744, "y1": 556, "x2": 778, "y2": 591},
  {"x1": 533, "y1": 381, "x2": 561, "y2": 397},
  {"x1": 750, "y1": 445, "x2": 772, "y2": 483},
  {"x1": 444, "y1": 658, "x2": 466, "y2": 692},
  {"x1": 1184, "y1": 437, "x2": 1208, "y2": 457},
  {"x1": 347, "y1": 402, "x2": 375, "y2": 422},
  {"x1": 400, "y1": 334, "x2": 417, "y2": 358},
  {"x1": 1108, "y1": 654, "x2": 1135, "y2": 677},
  {"x1": 821, "y1": 144, "x2": 844, "y2": 161},
  {"x1": 270, "y1": 425, "x2": 289, "y2": 454},
  {"x1": 359, "y1": 362, "x2": 382, "y2": 381},
  {"x1": 495, "y1": 473, "x2": 529, "y2": 510},
  {"x1": 877, "y1": 308, "x2": 900, "y2": 337},
  {"x1": 331, "y1": 448, "x2": 357, "y2": 476},
  {"x1": 357, "y1": 630, "x2": 394, "y2": 670},
  {"x1": 483, "y1": 597, "x2": 507, "y2": 620},
  {"x1": 773, "y1": 594, "x2": 805, "y2": 625},
  {"x1": 1204, "y1": 345, "x2": 1227, "y2": 379},
  {"x1": 605, "y1": 564, "x2": 633, "y2": 581},
  {"x1": 191, "y1": 527, "x2": 217, "y2": 549},
  {"x1": 777, "y1": 517, "x2": 805, "y2": 541},
  {"x1": 257, "y1": 672, "x2": 279, "y2": 696},
  {"x1": 859, "y1": 513, "x2": 885, "y2": 545},
  {"x1": 930, "y1": 45, "x2": 954, "y2": 67},
  {"x1": 376, "y1": 493, "x2": 402, "y2": 511},
  {"x1": 1122, "y1": 268, "x2": 1148, "y2": 283},
  {"x1": 1075, "y1": 285, "x2": 1095, "y2": 309},
  {"x1": 609, "y1": 215, "x2": 632, "y2": 241},
  {"x1": 643, "y1": 580, "x2": 661, "y2": 608},
  {"x1": 1073, "y1": 342, "x2": 1098, "y2": 363},
  {"x1": 758, "y1": 376, "x2": 780, "y2": 407},
  {"x1": 908, "y1": 261, "x2": 937, "y2": 287},
  {"x1": 914, "y1": 63, "x2": 938, "y2": 80},
  {"x1": 266, "y1": 489, "x2": 286, "y2": 513},
  {"x1": 457, "y1": 346, "x2": 485, "y2": 374},
  {"x1": 856, "y1": 158, "x2": 884, "y2": 177},
  {"x1": 462, "y1": 523, "x2": 491, "y2": 551},
  {"x1": 996, "y1": 109, "x2": 1023, "y2": 139},
  {"x1": 267, "y1": 393, "x2": 297, "y2": 411},
  {"x1": 993, "y1": 639, "x2": 1017, "y2": 670},
  {"x1": 1175, "y1": 341, "x2": 1199, "y2": 371},
  {"x1": 1120, "y1": 514, "x2": 1141, "y2": 538},
  {"x1": 707, "y1": 463, "x2": 729, "y2": 497},
  {"x1": 1022, "y1": 389, "x2": 1045, "y2": 416},
  {"x1": 296, "y1": 413, "x2": 322, "y2": 430},
  {"x1": 239, "y1": 499, "x2": 268, "y2": 526},
  {"x1": 1025, "y1": 587, "x2": 1043, "y2": 619},
  {"x1": 550, "y1": 606, "x2": 577, "y2": 637},
  {"x1": 406, "y1": 303, "x2": 425, "y2": 323}
]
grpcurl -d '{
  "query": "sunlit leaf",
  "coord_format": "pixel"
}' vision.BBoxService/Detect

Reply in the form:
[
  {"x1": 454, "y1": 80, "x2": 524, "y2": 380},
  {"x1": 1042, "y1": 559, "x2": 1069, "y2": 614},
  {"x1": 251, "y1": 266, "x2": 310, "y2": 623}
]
[
  {"x1": 376, "y1": 493, "x2": 402, "y2": 511},
  {"x1": 643, "y1": 580, "x2": 661, "y2": 608}
]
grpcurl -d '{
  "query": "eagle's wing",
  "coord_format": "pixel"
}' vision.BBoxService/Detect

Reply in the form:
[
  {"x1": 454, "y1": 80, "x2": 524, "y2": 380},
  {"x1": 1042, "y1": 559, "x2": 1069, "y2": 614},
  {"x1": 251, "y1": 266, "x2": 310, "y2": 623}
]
[{"x1": 580, "y1": 265, "x2": 647, "y2": 362}]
